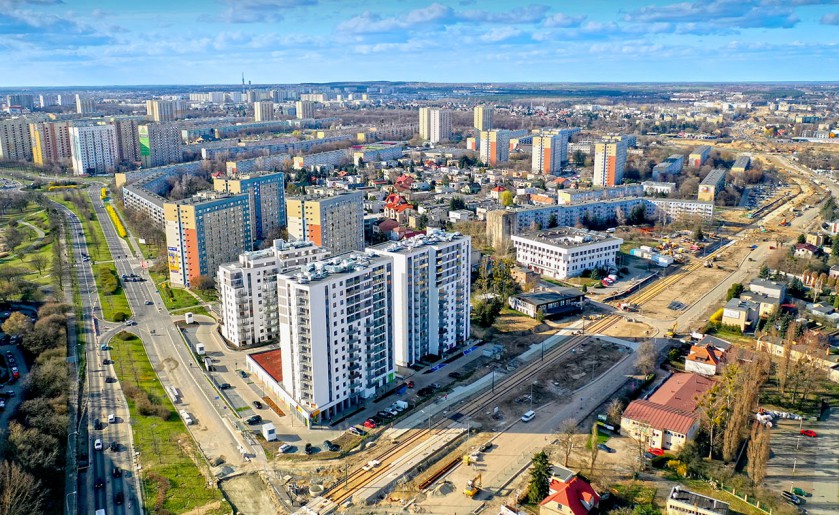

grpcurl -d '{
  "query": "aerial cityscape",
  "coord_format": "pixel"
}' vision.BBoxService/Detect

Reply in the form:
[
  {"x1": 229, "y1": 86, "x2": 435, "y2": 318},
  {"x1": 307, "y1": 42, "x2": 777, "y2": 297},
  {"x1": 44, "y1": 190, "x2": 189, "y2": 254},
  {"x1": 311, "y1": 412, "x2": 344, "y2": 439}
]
[{"x1": 1, "y1": 1, "x2": 839, "y2": 515}]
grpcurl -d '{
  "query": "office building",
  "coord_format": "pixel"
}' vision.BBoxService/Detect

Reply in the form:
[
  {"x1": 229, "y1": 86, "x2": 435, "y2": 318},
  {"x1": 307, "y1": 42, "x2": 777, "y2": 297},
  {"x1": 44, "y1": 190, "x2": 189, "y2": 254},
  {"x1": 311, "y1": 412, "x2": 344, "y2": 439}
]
[
  {"x1": 30, "y1": 121, "x2": 72, "y2": 166},
  {"x1": 146, "y1": 99, "x2": 178, "y2": 122},
  {"x1": 253, "y1": 100, "x2": 274, "y2": 122},
  {"x1": 214, "y1": 171, "x2": 287, "y2": 241},
  {"x1": 369, "y1": 230, "x2": 471, "y2": 366},
  {"x1": 418, "y1": 107, "x2": 451, "y2": 144},
  {"x1": 7, "y1": 94, "x2": 34, "y2": 111},
  {"x1": 666, "y1": 487, "x2": 729, "y2": 515},
  {"x1": 474, "y1": 105, "x2": 493, "y2": 131},
  {"x1": 138, "y1": 123, "x2": 183, "y2": 168},
  {"x1": 479, "y1": 129, "x2": 511, "y2": 166},
  {"x1": 295, "y1": 100, "x2": 314, "y2": 119},
  {"x1": 272, "y1": 252, "x2": 395, "y2": 423},
  {"x1": 697, "y1": 169, "x2": 726, "y2": 202},
  {"x1": 512, "y1": 227, "x2": 622, "y2": 280},
  {"x1": 0, "y1": 118, "x2": 34, "y2": 162},
  {"x1": 39, "y1": 94, "x2": 60, "y2": 108},
  {"x1": 217, "y1": 239, "x2": 329, "y2": 347},
  {"x1": 532, "y1": 132, "x2": 570, "y2": 175},
  {"x1": 164, "y1": 192, "x2": 253, "y2": 287},
  {"x1": 75, "y1": 95, "x2": 95, "y2": 115},
  {"x1": 652, "y1": 154, "x2": 685, "y2": 181},
  {"x1": 286, "y1": 190, "x2": 364, "y2": 255},
  {"x1": 112, "y1": 118, "x2": 141, "y2": 164},
  {"x1": 593, "y1": 140, "x2": 627, "y2": 187},
  {"x1": 69, "y1": 124, "x2": 117, "y2": 175},
  {"x1": 688, "y1": 145, "x2": 711, "y2": 168}
]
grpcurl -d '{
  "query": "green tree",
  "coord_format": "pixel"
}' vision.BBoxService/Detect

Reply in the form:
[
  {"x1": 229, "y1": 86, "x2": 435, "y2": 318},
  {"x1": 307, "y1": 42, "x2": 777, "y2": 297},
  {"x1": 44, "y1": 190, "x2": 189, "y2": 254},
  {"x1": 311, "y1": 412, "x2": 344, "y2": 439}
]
[
  {"x1": 547, "y1": 213, "x2": 558, "y2": 228},
  {"x1": 527, "y1": 451, "x2": 551, "y2": 504},
  {"x1": 693, "y1": 224, "x2": 704, "y2": 241},
  {"x1": 449, "y1": 196, "x2": 466, "y2": 211},
  {"x1": 726, "y1": 283, "x2": 744, "y2": 301},
  {"x1": 759, "y1": 265, "x2": 770, "y2": 279},
  {"x1": 797, "y1": 234, "x2": 806, "y2": 245},
  {"x1": 499, "y1": 190, "x2": 514, "y2": 207},
  {"x1": 832, "y1": 236, "x2": 839, "y2": 258}
]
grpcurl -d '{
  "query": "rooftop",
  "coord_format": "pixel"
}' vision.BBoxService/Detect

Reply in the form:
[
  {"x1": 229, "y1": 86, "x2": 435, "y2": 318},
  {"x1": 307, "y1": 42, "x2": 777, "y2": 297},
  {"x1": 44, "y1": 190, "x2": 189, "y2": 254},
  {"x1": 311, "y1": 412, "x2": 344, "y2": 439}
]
[
  {"x1": 647, "y1": 372, "x2": 714, "y2": 412},
  {"x1": 540, "y1": 476, "x2": 600, "y2": 515},
  {"x1": 249, "y1": 349, "x2": 283, "y2": 383},
  {"x1": 700, "y1": 168, "x2": 727, "y2": 185},
  {"x1": 667, "y1": 486, "x2": 729, "y2": 514},
  {"x1": 513, "y1": 227, "x2": 620, "y2": 249},
  {"x1": 622, "y1": 399, "x2": 697, "y2": 435},
  {"x1": 512, "y1": 289, "x2": 585, "y2": 306},
  {"x1": 370, "y1": 229, "x2": 466, "y2": 254},
  {"x1": 281, "y1": 252, "x2": 388, "y2": 285}
]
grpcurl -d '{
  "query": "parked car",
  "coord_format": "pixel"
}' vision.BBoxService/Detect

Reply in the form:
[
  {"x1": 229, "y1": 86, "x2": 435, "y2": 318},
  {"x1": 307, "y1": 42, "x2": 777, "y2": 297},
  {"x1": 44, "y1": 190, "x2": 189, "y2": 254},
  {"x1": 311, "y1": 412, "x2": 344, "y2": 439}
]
[
  {"x1": 102, "y1": 358, "x2": 111, "y2": 365},
  {"x1": 800, "y1": 429, "x2": 817, "y2": 438},
  {"x1": 145, "y1": 300, "x2": 153, "y2": 305},
  {"x1": 349, "y1": 427, "x2": 365, "y2": 436},
  {"x1": 219, "y1": 383, "x2": 232, "y2": 390},
  {"x1": 324, "y1": 440, "x2": 339, "y2": 452},
  {"x1": 448, "y1": 372, "x2": 463, "y2": 379},
  {"x1": 246, "y1": 415, "x2": 262, "y2": 425},
  {"x1": 304, "y1": 443, "x2": 313, "y2": 455},
  {"x1": 377, "y1": 410, "x2": 392, "y2": 419},
  {"x1": 597, "y1": 443, "x2": 615, "y2": 453},
  {"x1": 406, "y1": 380, "x2": 414, "y2": 388},
  {"x1": 6, "y1": 356, "x2": 15, "y2": 365},
  {"x1": 112, "y1": 467, "x2": 122, "y2": 478},
  {"x1": 279, "y1": 443, "x2": 292, "y2": 453},
  {"x1": 782, "y1": 491, "x2": 802, "y2": 505},
  {"x1": 478, "y1": 442, "x2": 492, "y2": 452},
  {"x1": 109, "y1": 441, "x2": 118, "y2": 452},
  {"x1": 642, "y1": 451, "x2": 655, "y2": 460},
  {"x1": 238, "y1": 370, "x2": 248, "y2": 379},
  {"x1": 363, "y1": 419, "x2": 377, "y2": 429},
  {"x1": 252, "y1": 400, "x2": 263, "y2": 409},
  {"x1": 93, "y1": 419, "x2": 103, "y2": 430},
  {"x1": 417, "y1": 387, "x2": 433, "y2": 397},
  {"x1": 10, "y1": 367, "x2": 19, "y2": 379},
  {"x1": 105, "y1": 376, "x2": 117, "y2": 383},
  {"x1": 108, "y1": 413, "x2": 116, "y2": 424},
  {"x1": 94, "y1": 439, "x2": 103, "y2": 451}
]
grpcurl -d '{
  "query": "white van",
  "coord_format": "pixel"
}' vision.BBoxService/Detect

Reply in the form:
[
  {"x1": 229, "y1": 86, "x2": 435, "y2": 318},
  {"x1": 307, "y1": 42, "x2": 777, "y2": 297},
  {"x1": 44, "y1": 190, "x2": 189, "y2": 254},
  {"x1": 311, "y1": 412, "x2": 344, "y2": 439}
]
[
  {"x1": 521, "y1": 410, "x2": 535, "y2": 423},
  {"x1": 279, "y1": 443, "x2": 292, "y2": 453},
  {"x1": 180, "y1": 410, "x2": 194, "y2": 425}
]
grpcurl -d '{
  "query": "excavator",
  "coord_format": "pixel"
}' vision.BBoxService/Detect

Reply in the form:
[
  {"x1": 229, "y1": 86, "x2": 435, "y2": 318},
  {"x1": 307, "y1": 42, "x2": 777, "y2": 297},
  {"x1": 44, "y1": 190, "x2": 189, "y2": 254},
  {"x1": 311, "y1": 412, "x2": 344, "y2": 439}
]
[
  {"x1": 665, "y1": 323, "x2": 677, "y2": 338},
  {"x1": 464, "y1": 473, "x2": 482, "y2": 498}
]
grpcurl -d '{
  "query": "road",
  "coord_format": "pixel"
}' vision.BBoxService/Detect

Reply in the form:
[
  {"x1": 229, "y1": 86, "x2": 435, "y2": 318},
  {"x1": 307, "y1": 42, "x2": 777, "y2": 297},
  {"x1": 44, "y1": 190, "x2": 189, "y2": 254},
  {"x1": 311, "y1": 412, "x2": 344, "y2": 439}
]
[
  {"x1": 51, "y1": 200, "x2": 140, "y2": 515},
  {"x1": 86, "y1": 186, "x2": 259, "y2": 474}
]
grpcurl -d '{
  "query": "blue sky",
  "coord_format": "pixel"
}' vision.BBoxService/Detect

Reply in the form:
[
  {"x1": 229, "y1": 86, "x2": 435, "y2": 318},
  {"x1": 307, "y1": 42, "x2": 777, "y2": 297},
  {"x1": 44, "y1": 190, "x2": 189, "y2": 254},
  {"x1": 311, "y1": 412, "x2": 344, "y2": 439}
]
[{"x1": 2, "y1": 0, "x2": 839, "y2": 86}]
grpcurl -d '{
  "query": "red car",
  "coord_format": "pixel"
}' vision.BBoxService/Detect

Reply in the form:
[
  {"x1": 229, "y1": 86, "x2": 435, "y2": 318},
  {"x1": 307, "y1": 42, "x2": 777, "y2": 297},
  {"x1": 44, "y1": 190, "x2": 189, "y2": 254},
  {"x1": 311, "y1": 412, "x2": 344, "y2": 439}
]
[
  {"x1": 363, "y1": 419, "x2": 377, "y2": 429},
  {"x1": 648, "y1": 447, "x2": 665, "y2": 457},
  {"x1": 800, "y1": 429, "x2": 817, "y2": 438},
  {"x1": 407, "y1": 381, "x2": 414, "y2": 388}
]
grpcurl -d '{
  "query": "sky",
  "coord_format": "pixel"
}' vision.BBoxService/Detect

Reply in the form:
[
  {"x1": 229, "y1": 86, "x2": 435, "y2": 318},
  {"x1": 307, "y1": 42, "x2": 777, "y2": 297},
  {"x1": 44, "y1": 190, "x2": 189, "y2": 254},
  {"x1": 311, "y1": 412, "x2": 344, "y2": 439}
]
[{"x1": 2, "y1": 0, "x2": 839, "y2": 87}]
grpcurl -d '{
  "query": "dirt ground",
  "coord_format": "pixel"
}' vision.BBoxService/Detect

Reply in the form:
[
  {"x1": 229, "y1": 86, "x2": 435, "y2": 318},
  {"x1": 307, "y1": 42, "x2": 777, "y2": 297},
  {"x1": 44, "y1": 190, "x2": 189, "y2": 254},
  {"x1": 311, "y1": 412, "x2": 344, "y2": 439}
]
[
  {"x1": 471, "y1": 337, "x2": 633, "y2": 430},
  {"x1": 219, "y1": 473, "x2": 278, "y2": 515}
]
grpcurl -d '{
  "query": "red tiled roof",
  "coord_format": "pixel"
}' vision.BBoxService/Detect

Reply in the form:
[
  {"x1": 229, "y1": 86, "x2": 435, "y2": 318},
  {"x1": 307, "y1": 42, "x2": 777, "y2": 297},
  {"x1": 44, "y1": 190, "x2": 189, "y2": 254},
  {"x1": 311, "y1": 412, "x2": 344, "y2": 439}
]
[
  {"x1": 540, "y1": 476, "x2": 600, "y2": 515},
  {"x1": 379, "y1": 219, "x2": 399, "y2": 232},
  {"x1": 492, "y1": 186, "x2": 506, "y2": 191},
  {"x1": 622, "y1": 399, "x2": 697, "y2": 435},
  {"x1": 687, "y1": 345, "x2": 723, "y2": 366},
  {"x1": 250, "y1": 349, "x2": 283, "y2": 383},
  {"x1": 647, "y1": 372, "x2": 714, "y2": 413}
]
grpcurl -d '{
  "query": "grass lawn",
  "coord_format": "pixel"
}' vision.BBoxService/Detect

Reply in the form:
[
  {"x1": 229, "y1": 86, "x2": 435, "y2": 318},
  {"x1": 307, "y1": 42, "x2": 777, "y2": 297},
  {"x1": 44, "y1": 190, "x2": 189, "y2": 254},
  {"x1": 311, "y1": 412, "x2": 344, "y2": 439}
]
[
  {"x1": 51, "y1": 194, "x2": 111, "y2": 263},
  {"x1": 585, "y1": 428, "x2": 611, "y2": 449},
  {"x1": 170, "y1": 306, "x2": 213, "y2": 319},
  {"x1": 680, "y1": 479, "x2": 771, "y2": 515},
  {"x1": 149, "y1": 271, "x2": 201, "y2": 311},
  {"x1": 92, "y1": 262, "x2": 132, "y2": 322},
  {"x1": 109, "y1": 332, "x2": 228, "y2": 514}
]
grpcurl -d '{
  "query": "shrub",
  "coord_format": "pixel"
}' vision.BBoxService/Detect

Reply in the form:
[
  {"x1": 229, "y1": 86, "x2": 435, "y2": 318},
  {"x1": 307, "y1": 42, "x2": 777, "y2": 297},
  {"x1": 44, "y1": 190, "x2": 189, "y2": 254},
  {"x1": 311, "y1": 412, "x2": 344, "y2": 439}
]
[
  {"x1": 105, "y1": 204, "x2": 127, "y2": 238},
  {"x1": 709, "y1": 308, "x2": 724, "y2": 323},
  {"x1": 113, "y1": 311, "x2": 127, "y2": 322}
]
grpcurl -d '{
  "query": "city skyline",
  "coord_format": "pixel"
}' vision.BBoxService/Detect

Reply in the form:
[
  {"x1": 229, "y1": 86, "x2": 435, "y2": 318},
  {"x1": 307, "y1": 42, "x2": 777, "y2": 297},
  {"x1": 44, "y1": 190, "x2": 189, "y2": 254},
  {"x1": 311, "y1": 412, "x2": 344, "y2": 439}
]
[{"x1": 2, "y1": 0, "x2": 839, "y2": 87}]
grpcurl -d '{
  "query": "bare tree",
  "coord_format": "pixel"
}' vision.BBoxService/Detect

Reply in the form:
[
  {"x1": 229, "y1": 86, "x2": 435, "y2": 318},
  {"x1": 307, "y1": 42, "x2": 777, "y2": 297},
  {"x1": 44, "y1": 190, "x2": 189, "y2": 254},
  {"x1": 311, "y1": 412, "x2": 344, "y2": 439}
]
[
  {"x1": 0, "y1": 460, "x2": 46, "y2": 514},
  {"x1": 589, "y1": 422, "x2": 600, "y2": 476},
  {"x1": 606, "y1": 399, "x2": 624, "y2": 426},
  {"x1": 555, "y1": 419, "x2": 578, "y2": 467},
  {"x1": 29, "y1": 255, "x2": 48, "y2": 276},
  {"x1": 746, "y1": 422, "x2": 771, "y2": 485},
  {"x1": 635, "y1": 341, "x2": 657, "y2": 376}
]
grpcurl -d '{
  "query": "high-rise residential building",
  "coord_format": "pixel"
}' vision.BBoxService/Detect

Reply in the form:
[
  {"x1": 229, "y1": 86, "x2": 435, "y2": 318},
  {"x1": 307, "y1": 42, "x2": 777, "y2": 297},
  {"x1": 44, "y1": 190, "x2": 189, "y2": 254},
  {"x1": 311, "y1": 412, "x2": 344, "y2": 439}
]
[
  {"x1": 474, "y1": 105, "x2": 493, "y2": 131},
  {"x1": 368, "y1": 230, "x2": 472, "y2": 367},
  {"x1": 75, "y1": 95, "x2": 95, "y2": 115},
  {"x1": 164, "y1": 192, "x2": 253, "y2": 287},
  {"x1": 418, "y1": 107, "x2": 452, "y2": 143},
  {"x1": 593, "y1": 140, "x2": 627, "y2": 187},
  {"x1": 217, "y1": 239, "x2": 329, "y2": 347},
  {"x1": 0, "y1": 118, "x2": 34, "y2": 162},
  {"x1": 479, "y1": 129, "x2": 510, "y2": 166},
  {"x1": 532, "y1": 132, "x2": 571, "y2": 175},
  {"x1": 7, "y1": 94, "x2": 35, "y2": 111},
  {"x1": 145, "y1": 99, "x2": 178, "y2": 122},
  {"x1": 295, "y1": 100, "x2": 314, "y2": 119},
  {"x1": 138, "y1": 123, "x2": 183, "y2": 168},
  {"x1": 286, "y1": 190, "x2": 364, "y2": 255},
  {"x1": 38, "y1": 94, "x2": 59, "y2": 108},
  {"x1": 214, "y1": 171, "x2": 287, "y2": 241},
  {"x1": 275, "y1": 252, "x2": 395, "y2": 422},
  {"x1": 69, "y1": 124, "x2": 117, "y2": 175},
  {"x1": 111, "y1": 118, "x2": 141, "y2": 164},
  {"x1": 253, "y1": 100, "x2": 274, "y2": 122},
  {"x1": 30, "y1": 121, "x2": 72, "y2": 166}
]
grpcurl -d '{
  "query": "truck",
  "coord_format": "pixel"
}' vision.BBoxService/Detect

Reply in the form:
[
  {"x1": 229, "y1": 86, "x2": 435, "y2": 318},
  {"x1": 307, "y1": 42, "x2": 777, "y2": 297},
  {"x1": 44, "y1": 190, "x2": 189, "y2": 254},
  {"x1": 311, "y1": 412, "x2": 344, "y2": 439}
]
[
  {"x1": 195, "y1": 343, "x2": 205, "y2": 356},
  {"x1": 184, "y1": 312, "x2": 194, "y2": 324}
]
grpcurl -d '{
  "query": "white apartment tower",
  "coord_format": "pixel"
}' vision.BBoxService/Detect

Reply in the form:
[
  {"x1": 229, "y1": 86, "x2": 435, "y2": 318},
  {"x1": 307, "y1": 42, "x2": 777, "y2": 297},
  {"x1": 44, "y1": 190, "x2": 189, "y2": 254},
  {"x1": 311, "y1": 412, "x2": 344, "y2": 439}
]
[
  {"x1": 253, "y1": 100, "x2": 274, "y2": 122},
  {"x1": 145, "y1": 99, "x2": 178, "y2": 122},
  {"x1": 419, "y1": 107, "x2": 452, "y2": 144},
  {"x1": 295, "y1": 100, "x2": 315, "y2": 119},
  {"x1": 277, "y1": 252, "x2": 395, "y2": 421},
  {"x1": 369, "y1": 230, "x2": 472, "y2": 366},
  {"x1": 474, "y1": 105, "x2": 493, "y2": 131},
  {"x1": 217, "y1": 240, "x2": 329, "y2": 347},
  {"x1": 69, "y1": 124, "x2": 117, "y2": 175},
  {"x1": 0, "y1": 118, "x2": 33, "y2": 161},
  {"x1": 75, "y1": 95, "x2": 95, "y2": 115}
]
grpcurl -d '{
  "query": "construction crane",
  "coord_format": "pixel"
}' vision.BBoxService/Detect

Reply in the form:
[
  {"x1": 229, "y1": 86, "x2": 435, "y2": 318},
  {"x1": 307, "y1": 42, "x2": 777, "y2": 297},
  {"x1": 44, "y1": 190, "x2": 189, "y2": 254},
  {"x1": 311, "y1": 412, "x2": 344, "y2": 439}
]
[{"x1": 463, "y1": 473, "x2": 482, "y2": 498}]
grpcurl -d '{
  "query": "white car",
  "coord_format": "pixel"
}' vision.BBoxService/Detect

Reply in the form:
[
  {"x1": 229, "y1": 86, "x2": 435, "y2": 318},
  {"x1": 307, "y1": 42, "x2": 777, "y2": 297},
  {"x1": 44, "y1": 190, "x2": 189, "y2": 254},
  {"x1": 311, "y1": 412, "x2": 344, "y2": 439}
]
[
  {"x1": 108, "y1": 413, "x2": 116, "y2": 424},
  {"x1": 94, "y1": 439, "x2": 103, "y2": 451}
]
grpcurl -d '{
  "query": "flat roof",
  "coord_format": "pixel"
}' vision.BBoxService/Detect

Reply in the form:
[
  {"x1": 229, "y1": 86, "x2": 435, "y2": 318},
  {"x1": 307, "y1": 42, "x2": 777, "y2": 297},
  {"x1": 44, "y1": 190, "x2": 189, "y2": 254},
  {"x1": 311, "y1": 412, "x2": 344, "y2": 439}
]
[
  {"x1": 700, "y1": 168, "x2": 727, "y2": 185},
  {"x1": 668, "y1": 487, "x2": 729, "y2": 513},
  {"x1": 250, "y1": 349, "x2": 283, "y2": 383},
  {"x1": 512, "y1": 227, "x2": 620, "y2": 249},
  {"x1": 513, "y1": 289, "x2": 585, "y2": 306}
]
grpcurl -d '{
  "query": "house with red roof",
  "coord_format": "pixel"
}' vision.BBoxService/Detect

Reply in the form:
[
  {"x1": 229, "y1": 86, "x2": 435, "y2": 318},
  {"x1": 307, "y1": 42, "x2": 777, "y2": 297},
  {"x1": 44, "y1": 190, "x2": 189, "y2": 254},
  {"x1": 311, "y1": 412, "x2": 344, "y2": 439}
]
[
  {"x1": 384, "y1": 194, "x2": 416, "y2": 224},
  {"x1": 490, "y1": 185, "x2": 506, "y2": 200},
  {"x1": 540, "y1": 475, "x2": 600, "y2": 515},
  {"x1": 620, "y1": 372, "x2": 714, "y2": 451},
  {"x1": 685, "y1": 344, "x2": 726, "y2": 376}
]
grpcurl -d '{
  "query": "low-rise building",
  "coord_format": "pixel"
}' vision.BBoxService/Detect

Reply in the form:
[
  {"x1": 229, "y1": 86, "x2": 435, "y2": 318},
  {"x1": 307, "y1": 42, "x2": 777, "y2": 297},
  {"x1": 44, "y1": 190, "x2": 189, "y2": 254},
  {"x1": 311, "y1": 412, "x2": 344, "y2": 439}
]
[
  {"x1": 721, "y1": 298, "x2": 759, "y2": 332},
  {"x1": 539, "y1": 475, "x2": 600, "y2": 515},
  {"x1": 685, "y1": 344, "x2": 726, "y2": 376},
  {"x1": 666, "y1": 486, "x2": 729, "y2": 515},
  {"x1": 642, "y1": 181, "x2": 676, "y2": 196},
  {"x1": 731, "y1": 155, "x2": 751, "y2": 173},
  {"x1": 512, "y1": 227, "x2": 622, "y2": 280},
  {"x1": 652, "y1": 154, "x2": 685, "y2": 181},
  {"x1": 697, "y1": 169, "x2": 726, "y2": 202},
  {"x1": 508, "y1": 289, "x2": 585, "y2": 318},
  {"x1": 748, "y1": 279, "x2": 786, "y2": 300}
]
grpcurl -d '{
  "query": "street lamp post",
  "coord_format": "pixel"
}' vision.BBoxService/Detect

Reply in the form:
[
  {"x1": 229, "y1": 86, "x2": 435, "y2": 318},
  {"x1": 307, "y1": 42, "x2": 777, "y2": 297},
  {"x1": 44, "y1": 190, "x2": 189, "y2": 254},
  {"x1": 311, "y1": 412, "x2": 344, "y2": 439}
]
[{"x1": 65, "y1": 491, "x2": 76, "y2": 515}]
